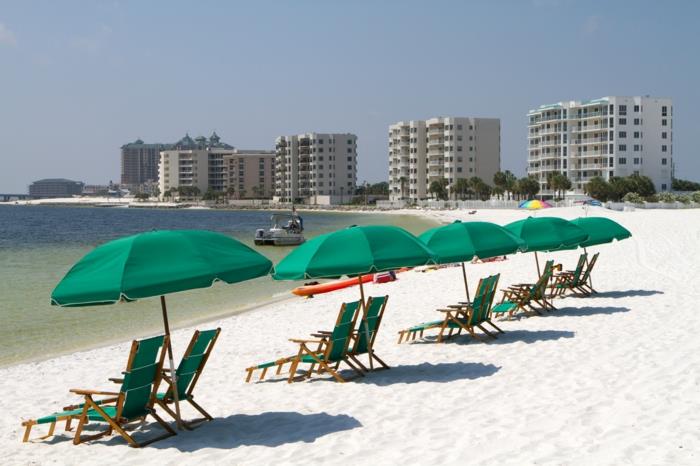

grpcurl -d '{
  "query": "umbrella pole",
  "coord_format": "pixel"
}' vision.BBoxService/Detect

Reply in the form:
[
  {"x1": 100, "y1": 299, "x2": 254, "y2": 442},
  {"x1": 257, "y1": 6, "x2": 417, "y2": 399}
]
[
  {"x1": 358, "y1": 275, "x2": 374, "y2": 371},
  {"x1": 584, "y1": 247, "x2": 593, "y2": 290},
  {"x1": 535, "y1": 251, "x2": 541, "y2": 278},
  {"x1": 160, "y1": 296, "x2": 183, "y2": 430},
  {"x1": 461, "y1": 262, "x2": 470, "y2": 303}
]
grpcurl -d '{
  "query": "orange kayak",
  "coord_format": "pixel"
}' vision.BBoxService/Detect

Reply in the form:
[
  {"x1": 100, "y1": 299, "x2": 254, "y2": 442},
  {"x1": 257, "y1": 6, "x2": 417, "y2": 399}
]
[{"x1": 292, "y1": 275, "x2": 374, "y2": 297}]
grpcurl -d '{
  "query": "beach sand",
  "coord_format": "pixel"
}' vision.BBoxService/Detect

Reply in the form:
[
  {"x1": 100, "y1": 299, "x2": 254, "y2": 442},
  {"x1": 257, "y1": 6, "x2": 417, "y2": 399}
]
[{"x1": 1, "y1": 206, "x2": 699, "y2": 465}]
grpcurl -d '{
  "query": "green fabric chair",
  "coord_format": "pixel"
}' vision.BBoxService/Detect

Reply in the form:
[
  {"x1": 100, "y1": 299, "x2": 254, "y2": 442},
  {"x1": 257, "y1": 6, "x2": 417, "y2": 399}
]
[
  {"x1": 492, "y1": 261, "x2": 554, "y2": 318},
  {"x1": 550, "y1": 253, "x2": 587, "y2": 297},
  {"x1": 554, "y1": 252, "x2": 599, "y2": 296},
  {"x1": 397, "y1": 275, "x2": 501, "y2": 344},
  {"x1": 155, "y1": 328, "x2": 220, "y2": 428},
  {"x1": 22, "y1": 335, "x2": 175, "y2": 447},
  {"x1": 347, "y1": 296, "x2": 389, "y2": 371},
  {"x1": 245, "y1": 300, "x2": 363, "y2": 383}
]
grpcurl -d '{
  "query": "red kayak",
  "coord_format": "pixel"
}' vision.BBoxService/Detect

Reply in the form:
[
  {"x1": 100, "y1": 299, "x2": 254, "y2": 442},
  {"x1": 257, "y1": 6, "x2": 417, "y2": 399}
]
[{"x1": 291, "y1": 275, "x2": 374, "y2": 297}]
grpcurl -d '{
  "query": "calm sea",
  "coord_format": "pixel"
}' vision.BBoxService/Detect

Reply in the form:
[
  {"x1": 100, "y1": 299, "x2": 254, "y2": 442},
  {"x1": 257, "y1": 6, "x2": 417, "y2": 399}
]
[{"x1": 0, "y1": 205, "x2": 436, "y2": 366}]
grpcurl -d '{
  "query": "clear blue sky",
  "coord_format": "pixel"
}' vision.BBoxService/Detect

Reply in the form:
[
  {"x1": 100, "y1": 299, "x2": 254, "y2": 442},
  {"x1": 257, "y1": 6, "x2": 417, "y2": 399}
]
[{"x1": 1, "y1": 0, "x2": 698, "y2": 192}]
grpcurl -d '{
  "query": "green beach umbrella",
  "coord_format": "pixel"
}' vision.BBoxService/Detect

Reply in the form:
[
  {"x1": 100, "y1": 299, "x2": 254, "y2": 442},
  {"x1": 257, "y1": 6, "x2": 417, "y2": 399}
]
[
  {"x1": 419, "y1": 221, "x2": 526, "y2": 301},
  {"x1": 569, "y1": 217, "x2": 631, "y2": 248},
  {"x1": 51, "y1": 229, "x2": 273, "y2": 427},
  {"x1": 504, "y1": 217, "x2": 588, "y2": 276},
  {"x1": 273, "y1": 224, "x2": 436, "y2": 369}
]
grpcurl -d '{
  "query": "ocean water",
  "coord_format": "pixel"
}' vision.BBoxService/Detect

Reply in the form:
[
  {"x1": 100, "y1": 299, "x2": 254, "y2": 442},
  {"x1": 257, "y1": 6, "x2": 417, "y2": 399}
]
[{"x1": 0, "y1": 205, "x2": 437, "y2": 366}]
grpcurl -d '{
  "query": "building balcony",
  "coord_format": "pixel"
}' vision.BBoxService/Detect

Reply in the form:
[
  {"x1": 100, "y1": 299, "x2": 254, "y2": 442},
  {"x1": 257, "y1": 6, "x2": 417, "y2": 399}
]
[
  {"x1": 571, "y1": 125, "x2": 609, "y2": 133},
  {"x1": 569, "y1": 163, "x2": 606, "y2": 170},
  {"x1": 571, "y1": 137, "x2": 608, "y2": 145},
  {"x1": 539, "y1": 140, "x2": 562, "y2": 148},
  {"x1": 572, "y1": 150, "x2": 606, "y2": 157}
]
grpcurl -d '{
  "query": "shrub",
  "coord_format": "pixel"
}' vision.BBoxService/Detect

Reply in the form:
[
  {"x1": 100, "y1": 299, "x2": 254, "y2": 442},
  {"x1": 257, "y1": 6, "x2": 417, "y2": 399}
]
[
  {"x1": 675, "y1": 194, "x2": 691, "y2": 204},
  {"x1": 658, "y1": 192, "x2": 676, "y2": 203},
  {"x1": 623, "y1": 192, "x2": 644, "y2": 203},
  {"x1": 692, "y1": 191, "x2": 700, "y2": 203}
]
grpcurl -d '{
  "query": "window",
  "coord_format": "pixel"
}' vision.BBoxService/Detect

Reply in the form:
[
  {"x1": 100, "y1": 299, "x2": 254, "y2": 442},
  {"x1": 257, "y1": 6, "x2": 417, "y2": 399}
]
[
  {"x1": 457, "y1": 135, "x2": 463, "y2": 141},
  {"x1": 662, "y1": 158, "x2": 667, "y2": 165},
  {"x1": 662, "y1": 145, "x2": 667, "y2": 152},
  {"x1": 662, "y1": 119, "x2": 667, "y2": 126},
  {"x1": 634, "y1": 105, "x2": 640, "y2": 112},
  {"x1": 634, "y1": 131, "x2": 640, "y2": 138},
  {"x1": 457, "y1": 167, "x2": 463, "y2": 172},
  {"x1": 469, "y1": 125, "x2": 473, "y2": 130},
  {"x1": 609, "y1": 104, "x2": 614, "y2": 114},
  {"x1": 457, "y1": 146, "x2": 463, "y2": 152},
  {"x1": 662, "y1": 106, "x2": 668, "y2": 117},
  {"x1": 618, "y1": 105, "x2": 627, "y2": 115},
  {"x1": 347, "y1": 139, "x2": 353, "y2": 144},
  {"x1": 619, "y1": 131, "x2": 627, "y2": 138},
  {"x1": 662, "y1": 183, "x2": 667, "y2": 191},
  {"x1": 619, "y1": 118, "x2": 627, "y2": 125},
  {"x1": 618, "y1": 144, "x2": 627, "y2": 151},
  {"x1": 633, "y1": 158, "x2": 640, "y2": 164},
  {"x1": 457, "y1": 156, "x2": 463, "y2": 162},
  {"x1": 318, "y1": 139, "x2": 324, "y2": 144},
  {"x1": 457, "y1": 124, "x2": 463, "y2": 130},
  {"x1": 318, "y1": 148, "x2": 324, "y2": 153},
  {"x1": 347, "y1": 156, "x2": 353, "y2": 161},
  {"x1": 634, "y1": 145, "x2": 640, "y2": 151},
  {"x1": 618, "y1": 157, "x2": 627, "y2": 164},
  {"x1": 347, "y1": 148, "x2": 352, "y2": 153},
  {"x1": 609, "y1": 157, "x2": 614, "y2": 167},
  {"x1": 347, "y1": 165, "x2": 352, "y2": 170},
  {"x1": 469, "y1": 146, "x2": 474, "y2": 152},
  {"x1": 662, "y1": 132, "x2": 667, "y2": 139}
]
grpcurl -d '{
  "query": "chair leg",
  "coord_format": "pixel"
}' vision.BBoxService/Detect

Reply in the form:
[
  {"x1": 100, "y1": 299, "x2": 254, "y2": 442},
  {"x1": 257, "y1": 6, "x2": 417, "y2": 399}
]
[
  {"x1": 485, "y1": 319, "x2": 505, "y2": 334},
  {"x1": 21, "y1": 421, "x2": 35, "y2": 443}
]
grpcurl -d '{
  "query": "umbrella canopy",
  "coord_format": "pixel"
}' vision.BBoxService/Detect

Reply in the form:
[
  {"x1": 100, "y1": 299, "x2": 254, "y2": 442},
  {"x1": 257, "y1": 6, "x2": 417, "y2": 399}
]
[
  {"x1": 273, "y1": 225, "x2": 436, "y2": 280},
  {"x1": 569, "y1": 217, "x2": 631, "y2": 248},
  {"x1": 504, "y1": 217, "x2": 588, "y2": 252},
  {"x1": 519, "y1": 199, "x2": 552, "y2": 210},
  {"x1": 52, "y1": 230, "x2": 273, "y2": 306},
  {"x1": 418, "y1": 220, "x2": 526, "y2": 301},
  {"x1": 419, "y1": 220, "x2": 526, "y2": 264}
]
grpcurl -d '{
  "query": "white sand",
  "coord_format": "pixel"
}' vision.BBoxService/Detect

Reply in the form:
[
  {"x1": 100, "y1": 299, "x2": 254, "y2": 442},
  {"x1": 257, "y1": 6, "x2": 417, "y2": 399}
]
[{"x1": 2, "y1": 206, "x2": 700, "y2": 465}]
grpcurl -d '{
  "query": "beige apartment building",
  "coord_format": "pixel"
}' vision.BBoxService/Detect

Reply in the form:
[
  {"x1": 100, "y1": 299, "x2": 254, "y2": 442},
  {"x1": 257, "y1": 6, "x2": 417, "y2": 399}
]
[
  {"x1": 158, "y1": 133, "x2": 275, "y2": 199},
  {"x1": 274, "y1": 133, "x2": 357, "y2": 205},
  {"x1": 388, "y1": 117, "x2": 501, "y2": 202}
]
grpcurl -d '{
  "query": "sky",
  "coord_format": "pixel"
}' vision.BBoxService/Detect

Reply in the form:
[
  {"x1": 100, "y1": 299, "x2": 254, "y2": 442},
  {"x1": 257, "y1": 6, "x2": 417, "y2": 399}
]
[{"x1": 1, "y1": 0, "x2": 699, "y2": 192}]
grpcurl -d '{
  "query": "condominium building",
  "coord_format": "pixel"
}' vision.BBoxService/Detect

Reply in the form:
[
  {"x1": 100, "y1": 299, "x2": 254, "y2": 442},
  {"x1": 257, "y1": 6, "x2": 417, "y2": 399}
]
[
  {"x1": 120, "y1": 139, "x2": 171, "y2": 191},
  {"x1": 274, "y1": 133, "x2": 357, "y2": 204},
  {"x1": 158, "y1": 132, "x2": 275, "y2": 199},
  {"x1": 29, "y1": 178, "x2": 84, "y2": 198},
  {"x1": 527, "y1": 96, "x2": 673, "y2": 196},
  {"x1": 222, "y1": 150, "x2": 275, "y2": 198},
  {"x1": 388, "y1": 117, "x2": 501, "y2": 202}
]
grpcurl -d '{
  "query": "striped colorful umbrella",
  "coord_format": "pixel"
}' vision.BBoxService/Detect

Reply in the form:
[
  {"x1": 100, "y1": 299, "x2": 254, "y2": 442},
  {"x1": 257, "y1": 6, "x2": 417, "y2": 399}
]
[{"x1": 519, "y1": 199, "x2": 552, "y2": 210}]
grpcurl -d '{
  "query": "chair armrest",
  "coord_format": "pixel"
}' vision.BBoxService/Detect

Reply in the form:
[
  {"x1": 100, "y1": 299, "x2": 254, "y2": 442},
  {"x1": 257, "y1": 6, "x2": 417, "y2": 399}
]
[
  {"x1": 289, "y1": 338, "x2": 325, "y2": 344},
  {"x1": 63, "y1": 397, "x2": 118, "y2": 411},
  {"x1": 70, "y1": 389, "x2": 120, "y2": 396},
  {"x1": 108, "y1": 377, "x2": 124, "y2": 384},
  {"x1": 310, "y1": 332, "x2": 331, "y2": 338}
]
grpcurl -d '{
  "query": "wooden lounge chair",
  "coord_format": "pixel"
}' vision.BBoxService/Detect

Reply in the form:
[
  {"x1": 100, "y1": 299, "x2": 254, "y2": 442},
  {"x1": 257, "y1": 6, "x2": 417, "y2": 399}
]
[
  {"x1": 492, "y1": 264, "x2": 554, "y2": 319},
  {"x1": 397, "y1": 275, "x2": 501, "y2": 344},
  {"x1": 554, "y1": 252, "x2": 599, "y2": 297},
  {"x1": 22, "y1": 335, "x2": 175, "y2": 448},
  {"x1": 244, "y1": 300, "x2": 363, "y2": 383},
  {"x1": 346, "y1": 296, "x2": 390, "y2": 371},
  {"x1": 153, "y1": 328, "x2": 221, "y2": 428},
  {"x1": 550, "y1": 253, "x2": 587, "y2": 297}
]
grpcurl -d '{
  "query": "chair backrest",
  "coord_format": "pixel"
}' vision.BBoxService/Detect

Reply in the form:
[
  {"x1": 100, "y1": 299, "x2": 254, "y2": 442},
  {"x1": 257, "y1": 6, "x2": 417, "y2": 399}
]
[
  {"x1": 172, "y1": 328, "x2": 221, "y2": 399},
  {"x1": 325, "y1": 300, "x2": 361, "y2": 362},
  {"x1": 579, "y1": 252, "x2": 599, "y2": 283},
  {"x1": 481, "y1": 274, "x2": 501, "y2": 320},
  {"x1": 467, "y1": 277, "x2": 492, "y2": 325},
  {"x1": 117, "y1": 335, "x2": 168, "y2": 420},
  {"x1": 570, "y1": 253, "x2": 588, "y2": 285},
  {"x1": 532, "y1": 261, "x2": 554, "y2": 299},
  {"x1": 353, "y1": 295, "x2": 389, "y2": 355}
]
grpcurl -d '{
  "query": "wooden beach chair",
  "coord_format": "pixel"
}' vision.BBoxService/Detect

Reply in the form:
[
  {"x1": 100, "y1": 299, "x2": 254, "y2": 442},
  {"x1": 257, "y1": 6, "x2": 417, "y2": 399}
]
[
  {"x1": 346, "y1": 296, "x2": 390, "y2": 371},
  {"x1": 550, "y1": 253, "x2": 587, "y2": 297},
  {"x1": 397, "y1": 275, "x2": 500, "y2": 344},
  {"x1": 244, "y1": 300, "x2": 363, "y2": 383},
  {"x1": 152, "y1": 328, "x2": 220, "y2": 428},
  {"x1": 492, "y1": 264, "x2": 554, "y2": 319},
  {"x1": 554, "y1": 252, "x2": 599, "y2": 297},
  {"x1": 21, "y1": 335, "x2": 175, "y2": 448}
]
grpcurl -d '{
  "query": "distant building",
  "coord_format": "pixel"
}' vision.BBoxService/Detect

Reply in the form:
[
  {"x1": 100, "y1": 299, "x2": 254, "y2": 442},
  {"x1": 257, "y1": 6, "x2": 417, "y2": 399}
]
[
  {"x1": 223, "y1": 150, "x2": 275, "y2": 199},
  {"x1": 158, "y1": 132, "x2": 275, "y2": 199},
  {"x1": 29, "y1": 178, "x2": 84, "y2": 198},
  {"x1": 120, "y1": 139, "x2": 172, "y2": 191},
  {"x1": 274, "y1": 133, "x2": 357, "y2": 205},
  {"x1": 527, "y1": 96, "x2": 673, "y2": 195},
  {"x1": 388, "y1": 117, "x2": 501, "y2": 202}
]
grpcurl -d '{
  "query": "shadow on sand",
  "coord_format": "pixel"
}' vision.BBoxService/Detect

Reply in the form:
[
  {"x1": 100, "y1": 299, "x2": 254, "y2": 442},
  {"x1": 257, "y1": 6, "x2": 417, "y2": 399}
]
[
  {"x1": 545, "y1": 306, "x2": 630, "y2": 317},
  {"x1": 357, "y1": 361, "x2": 500, "y2": 386},
  {"x1": 584, "y1": 289, "x2": 663, "y2": 299},
  {"x1": 417, "y1": 329, "x2": 574, "y2": 346},
  {"x1": 151, "y1": 411, "x2": 361, "y2": 451}
]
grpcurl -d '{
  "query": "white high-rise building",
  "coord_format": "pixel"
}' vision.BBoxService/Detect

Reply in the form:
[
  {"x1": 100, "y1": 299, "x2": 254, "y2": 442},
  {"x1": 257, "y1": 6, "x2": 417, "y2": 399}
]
[
  {"x1": 388, "y1": 117, "x2": 501, "y2": 202},
  {"x1": 527, "y1": 96, "x2": 673, "y2": 196},
  {"x1": 274, "y1": 133, "x2": 357, "y2": 205}
]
